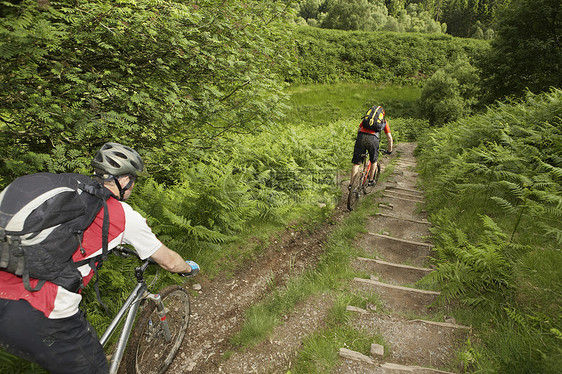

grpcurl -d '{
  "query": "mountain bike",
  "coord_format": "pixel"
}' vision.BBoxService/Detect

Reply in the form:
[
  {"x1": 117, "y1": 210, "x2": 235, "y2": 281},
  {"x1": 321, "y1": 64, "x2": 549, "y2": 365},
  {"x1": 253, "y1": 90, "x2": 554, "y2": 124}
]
[
  {"x1": 347, "y1": 150, "x2": 389, "y2": 211},
  {"x1": 100, "y1": 245, "x2": 193, "y2": 374}
]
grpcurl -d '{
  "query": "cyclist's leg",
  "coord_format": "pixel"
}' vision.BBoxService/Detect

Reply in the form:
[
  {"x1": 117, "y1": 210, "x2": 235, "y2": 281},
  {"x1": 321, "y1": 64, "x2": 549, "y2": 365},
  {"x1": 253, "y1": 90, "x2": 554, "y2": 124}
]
[
  {"x1": 350, "y1": 135, "x2": 367, "y2": 186},
  {"x1": 0, "y1": 299, "x2": 109, "y2": 374},
  {"x1": 350, "y1": 164, "x2": 360, "y2": 187},
  {"x1": 365, "y1": 135, "x2": 380, "y2": 181},
  {"x1": 370, "y1": 161, "x2": 378, "y2": 181}
]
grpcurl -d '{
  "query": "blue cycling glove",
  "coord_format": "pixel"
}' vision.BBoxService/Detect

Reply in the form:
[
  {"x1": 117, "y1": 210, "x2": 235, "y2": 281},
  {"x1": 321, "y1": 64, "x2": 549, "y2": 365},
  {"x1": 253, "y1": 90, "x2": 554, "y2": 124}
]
[{"x1": 182, "y1": 260, "x2": 200, "y2": 277}]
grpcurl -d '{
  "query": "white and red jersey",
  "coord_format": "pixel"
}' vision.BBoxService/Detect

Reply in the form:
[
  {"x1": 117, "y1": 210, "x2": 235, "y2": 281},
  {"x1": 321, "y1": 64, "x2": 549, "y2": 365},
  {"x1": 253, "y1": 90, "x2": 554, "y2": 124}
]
[{"x1": 0, "y1": 196, "x2": 162, "y2": 319}]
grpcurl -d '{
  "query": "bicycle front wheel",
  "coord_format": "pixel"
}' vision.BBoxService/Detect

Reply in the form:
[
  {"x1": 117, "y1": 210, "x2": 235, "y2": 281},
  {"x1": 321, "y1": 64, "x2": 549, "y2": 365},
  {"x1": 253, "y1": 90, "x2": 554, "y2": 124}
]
[{"x1": 125, "y1": 285, "x2": 190, "y2": 374}]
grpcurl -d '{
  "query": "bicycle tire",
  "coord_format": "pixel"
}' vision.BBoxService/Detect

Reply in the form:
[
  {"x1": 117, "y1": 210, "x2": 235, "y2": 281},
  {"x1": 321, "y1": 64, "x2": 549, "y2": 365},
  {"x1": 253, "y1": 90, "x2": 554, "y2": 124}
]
[
  {"x1": 362, "y1": 162, "x2": 380, "y2": 195},
  {"x1": 125, "y1": 285, "x2": 190, "y2": 374},
  {"x1": 347, "y1": 176, "x2": 361, "y2": 211}
]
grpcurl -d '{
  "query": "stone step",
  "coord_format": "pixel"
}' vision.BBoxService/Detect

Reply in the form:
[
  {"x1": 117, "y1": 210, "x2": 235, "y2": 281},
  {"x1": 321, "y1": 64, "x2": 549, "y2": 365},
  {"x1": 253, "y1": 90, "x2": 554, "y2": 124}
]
[
  {"x1": 377, "y1": 200, "x2": 428, "y2": 221},
  {"x1": 375, "y1": 212, "x2": 430, "y2": 225},
  {"x1": 356, "y1": 233, "x2": 433, "y2": 267},
  {"x1": 345, "y1": 312, "x2": 470, "y2": 372},
  {"x1": 352, "y1": 257, "x2": 433, "y2": 285},
  {"x1": 346, "y1": 307, "x2": 471, "y2": 332},
  {"x1": 386, "y1": 180, "x2": 420, "y2": 191},
  {"x1": 383, "y1": 192, "x2": 425, "y2": 203},
  {"x1": 353, "y1": 278, "x2": 440, "y2": 314},
  {"x1": 380, "y1": 362, "x2": 457, "y2": 374},
  {"x1": 339, "y1": 348, "x2": 376, "y2": 365},
  {"x1": 365, "y1": 215, "x2": 432, "y2": 244},
  {"x1": 395, "y1": 170, "x2": 419, "y2": 177},
  {"x1": 386, "y1": 186, "x2": 424, "y2": 196},
  {"x1": 336, "y1": 352, "x2": 458, "y2": 374},
  {"x1": 385, "y1": 189, "x2": 424, "y2": 200},
  {"x1": 368, "y1": 233, "x2": 433, "y2": 248}
]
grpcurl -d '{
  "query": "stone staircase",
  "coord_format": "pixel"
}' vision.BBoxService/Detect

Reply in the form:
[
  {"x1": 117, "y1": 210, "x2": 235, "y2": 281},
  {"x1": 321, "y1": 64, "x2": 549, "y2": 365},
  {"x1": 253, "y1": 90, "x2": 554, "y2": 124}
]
[{"x1": 334, "y1": 143, "x2": 471, "y2": 374}]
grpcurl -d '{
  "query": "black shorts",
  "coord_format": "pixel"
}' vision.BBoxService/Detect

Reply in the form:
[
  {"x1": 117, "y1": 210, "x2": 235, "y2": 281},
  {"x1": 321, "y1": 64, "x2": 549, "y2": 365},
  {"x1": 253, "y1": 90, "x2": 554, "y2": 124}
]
[
  {"x1": 352, "y1": 132, "x2": 380, "y2": 164},
  {"x1": 0, "y1": 299, "x2": 109, "y2": 374}
]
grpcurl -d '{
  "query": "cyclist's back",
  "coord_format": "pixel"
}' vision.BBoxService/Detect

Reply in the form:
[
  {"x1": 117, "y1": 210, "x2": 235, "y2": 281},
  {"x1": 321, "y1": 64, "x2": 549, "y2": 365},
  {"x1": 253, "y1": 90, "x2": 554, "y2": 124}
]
[{"x1": 349, "y1": 105, "x2": 393, "y2": 189}]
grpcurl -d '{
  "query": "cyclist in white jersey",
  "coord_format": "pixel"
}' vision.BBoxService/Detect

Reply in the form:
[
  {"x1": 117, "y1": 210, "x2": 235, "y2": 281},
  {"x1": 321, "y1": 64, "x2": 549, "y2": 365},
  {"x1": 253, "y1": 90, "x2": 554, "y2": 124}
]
[{"x1": 0, "y1": 143, "x2": 200, "y2": 374}]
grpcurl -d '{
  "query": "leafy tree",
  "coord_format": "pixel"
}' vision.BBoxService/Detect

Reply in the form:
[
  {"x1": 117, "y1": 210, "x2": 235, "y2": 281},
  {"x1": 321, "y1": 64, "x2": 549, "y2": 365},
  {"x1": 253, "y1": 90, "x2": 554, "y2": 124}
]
[
  {"x1": 321, "y1": 0, "x2": 381, "y2": 31},
  {"x1": 479, "y1": 0, "x2": 562, "y2": 102},
  {"x1": 418, "y1": 58, "x2": 481, "y2": 125},
  {"x1": 403, "y1": 3, "x2": 442, "y2": 32},
  {"x1": 0, "y1": 0, "x2": 295, "y2": 186},
  {"x1": 441, "y1": 0, "x2": 512, "y2": 37},
  {"x1": 298, "y1": 0, "x2": 323, "y2": 19},
  {"x1": 297, "y1": 0, "x2": 509, "y2": 36},
  {"x1": 385, "y1": 0, "x2": 405, "y2": 17}
]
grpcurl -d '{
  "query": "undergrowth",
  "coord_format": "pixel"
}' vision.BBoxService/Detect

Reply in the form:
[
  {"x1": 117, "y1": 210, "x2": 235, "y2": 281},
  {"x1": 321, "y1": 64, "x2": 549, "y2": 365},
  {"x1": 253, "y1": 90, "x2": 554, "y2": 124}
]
[
  {"x1": 417, "y1": 88, "x2": 562, "y2": 372},
  {"x1": 0, "y1": 81, "x2": 418, "y2": 373},
  {"x1": 227, "y1": 166, "x2": 394, "y2": 371}
]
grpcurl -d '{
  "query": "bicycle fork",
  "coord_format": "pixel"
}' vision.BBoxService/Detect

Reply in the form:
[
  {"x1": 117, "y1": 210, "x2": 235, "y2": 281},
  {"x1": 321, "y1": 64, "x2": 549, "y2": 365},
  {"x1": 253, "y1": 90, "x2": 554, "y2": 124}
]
[{"x1": 145, "y1": 292, "x2": 172, "y2": 341}]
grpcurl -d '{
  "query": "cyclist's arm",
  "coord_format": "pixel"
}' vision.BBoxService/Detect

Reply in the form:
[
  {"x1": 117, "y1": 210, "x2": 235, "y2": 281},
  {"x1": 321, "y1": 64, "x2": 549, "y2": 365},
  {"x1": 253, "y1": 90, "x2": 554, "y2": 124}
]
[
  {"x1": 386, "y1": 131, "x2": 393, "y2": 153},
  {"x1": 150, "y1": 244, "x2": 192, "y2": 273},
  {"x1": 383, "y1": 122, "x2": 393, "y2": 153}
]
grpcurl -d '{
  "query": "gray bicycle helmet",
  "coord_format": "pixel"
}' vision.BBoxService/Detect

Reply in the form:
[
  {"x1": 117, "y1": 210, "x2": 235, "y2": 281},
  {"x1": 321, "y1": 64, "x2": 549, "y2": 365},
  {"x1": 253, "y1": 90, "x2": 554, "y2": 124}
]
[{"x1": 92, "y1": 142, "x2": 145, "y2": 177}]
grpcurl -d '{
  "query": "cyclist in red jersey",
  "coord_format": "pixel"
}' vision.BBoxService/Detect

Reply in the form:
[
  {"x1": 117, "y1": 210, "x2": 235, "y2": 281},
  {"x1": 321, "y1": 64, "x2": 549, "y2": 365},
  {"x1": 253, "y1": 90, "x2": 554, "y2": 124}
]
[
  {"x1": 349, "y1": 106, "x2": 393, "y2": 189},
  {"x1": 0, "y1": 143, "x2": 199, "y2": 374}
]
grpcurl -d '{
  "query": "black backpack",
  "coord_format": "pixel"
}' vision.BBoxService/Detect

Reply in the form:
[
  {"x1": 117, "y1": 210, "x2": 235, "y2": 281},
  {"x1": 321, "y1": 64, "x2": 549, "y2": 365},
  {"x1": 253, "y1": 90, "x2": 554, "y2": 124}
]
[
  {"x1": 360, "y1": 105, "x2": 385, "y2": 132},
  {"x1": 0, "y1": 173, "x2": 112, "y2": 293}
]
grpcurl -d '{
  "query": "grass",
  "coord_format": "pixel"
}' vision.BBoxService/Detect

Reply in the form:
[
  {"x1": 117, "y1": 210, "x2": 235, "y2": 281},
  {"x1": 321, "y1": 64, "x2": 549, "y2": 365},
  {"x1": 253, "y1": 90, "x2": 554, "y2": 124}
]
[
  {"x1": 225, "y1": 170, "x2": 395, "y2": 370},
  {"x1": 283, "y1": 82, "x2": 421, "y2": 127},
  {"x1": 0, "y1": 81, "x2": 424, "y2": 373},
  {"x1": 227, "y1": 205, "x2": 366, "y2": 349},
  {"x1": 208, "y1": 84, "x2": 562, "y2": 373},
  {"x1": 290, "y1": 295, "x2": 385, "y2": 374}
]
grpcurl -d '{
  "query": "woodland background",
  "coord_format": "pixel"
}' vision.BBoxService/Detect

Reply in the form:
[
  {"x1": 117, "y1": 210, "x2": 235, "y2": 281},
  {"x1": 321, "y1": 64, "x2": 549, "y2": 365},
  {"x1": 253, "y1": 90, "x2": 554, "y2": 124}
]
[{"x1": 1, "y1": 0, "x2": 561, "y2": 372}]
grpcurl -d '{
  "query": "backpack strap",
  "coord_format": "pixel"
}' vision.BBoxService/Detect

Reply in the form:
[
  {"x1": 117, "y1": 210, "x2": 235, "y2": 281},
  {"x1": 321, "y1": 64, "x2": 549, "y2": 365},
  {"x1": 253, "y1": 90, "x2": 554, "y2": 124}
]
[
  {"x1": 101, "y1": 199, "x2": 109, "y2": 262},
  {"x1": 89, "y1": 256, "x2": 110, "y2": 315},
  {"x1": 75, "y1": 180, "x2": 111, "y2": 312},
  {"x1": 75, "y1": 254, "x2": 110, "y2": 315},
  {"x1": 23, "y1": 265, "x2": 46, "y2": 292},
  {"x1": 79, "y1": 179, "x2": 111, "y2": 262}
]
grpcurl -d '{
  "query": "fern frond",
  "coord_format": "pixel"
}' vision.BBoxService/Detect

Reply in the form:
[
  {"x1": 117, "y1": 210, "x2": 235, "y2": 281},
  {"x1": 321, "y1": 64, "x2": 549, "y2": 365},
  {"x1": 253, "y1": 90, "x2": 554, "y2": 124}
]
[
  {"x1": 539, "y1": 224, "x2": 562, "y2": 245},
  {"x1": 490, "y1": 196, "x2": 517, "y2": 213},
  {"x1": 504, "y1": 307, "x2": 527, "y2": 328}
]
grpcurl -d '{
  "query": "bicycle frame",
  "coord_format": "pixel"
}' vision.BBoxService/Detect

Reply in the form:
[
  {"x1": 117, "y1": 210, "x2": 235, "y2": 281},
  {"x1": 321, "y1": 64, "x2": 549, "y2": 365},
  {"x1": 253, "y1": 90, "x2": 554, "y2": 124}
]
[
  {"x1": 348, "y1": 151, "x2": 385, "y2": 211},
  {"x1": 99, "y1": 256, "x2": 171, "y2": 374},
  {"x1": 360, "y1": 158, "x2": 372, "y2": 188}
]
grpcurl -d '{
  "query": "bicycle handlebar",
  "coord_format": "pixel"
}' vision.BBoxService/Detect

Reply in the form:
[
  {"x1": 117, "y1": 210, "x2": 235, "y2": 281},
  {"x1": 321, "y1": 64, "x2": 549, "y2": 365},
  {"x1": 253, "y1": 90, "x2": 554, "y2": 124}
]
[{"x1": 112, "y1": 245, "x2": 156, "y2": 264}]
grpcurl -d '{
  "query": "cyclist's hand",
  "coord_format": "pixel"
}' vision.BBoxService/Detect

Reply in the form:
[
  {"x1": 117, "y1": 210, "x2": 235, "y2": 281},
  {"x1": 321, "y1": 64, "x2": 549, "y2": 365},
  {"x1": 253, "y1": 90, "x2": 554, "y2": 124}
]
[{"x1": 180, "y1": 260, "x2": 200, "y2": 277}]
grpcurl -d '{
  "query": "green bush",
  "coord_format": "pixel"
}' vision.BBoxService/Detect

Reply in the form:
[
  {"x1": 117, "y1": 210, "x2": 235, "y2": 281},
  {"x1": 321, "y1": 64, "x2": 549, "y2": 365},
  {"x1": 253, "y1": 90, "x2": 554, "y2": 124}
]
[
  {"x1": 0, "y1": 0, "x2": 294, "y2": 186},
  {"x1": 417, "y1": 88, "x2": 562, "y2": 371},
  {"x1": 418, "y1": 59, "x2": 481, "y2": 125},
  {"x1": 289, "y1": 26, "x2": 489, "y2": 84}
]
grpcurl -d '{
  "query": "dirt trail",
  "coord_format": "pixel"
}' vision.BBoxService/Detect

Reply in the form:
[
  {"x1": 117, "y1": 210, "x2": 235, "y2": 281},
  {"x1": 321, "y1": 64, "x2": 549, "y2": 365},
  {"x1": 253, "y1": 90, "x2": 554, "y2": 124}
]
[
  {"x1": 167, "y1": 142, "x2": 471, "y2": 374},
  {"x1": 335, "y1": 142, "x2": 471, "y2": 374}
]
